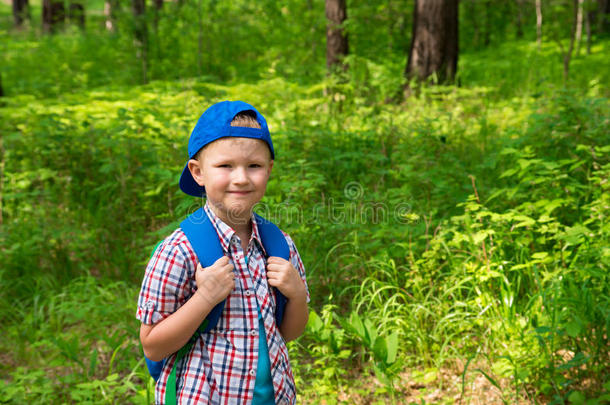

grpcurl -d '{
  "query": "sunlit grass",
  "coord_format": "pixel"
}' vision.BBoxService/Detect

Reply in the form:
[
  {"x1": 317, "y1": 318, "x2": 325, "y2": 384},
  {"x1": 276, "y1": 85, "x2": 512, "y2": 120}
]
[{"x1": 1, "y1": 12, "x2": 608, "y2": 402}]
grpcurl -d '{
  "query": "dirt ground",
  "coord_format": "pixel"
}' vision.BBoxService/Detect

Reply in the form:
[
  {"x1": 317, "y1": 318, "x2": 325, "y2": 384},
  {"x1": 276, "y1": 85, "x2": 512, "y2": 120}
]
[{"x1": 321, "y1": 362, "x2": 536, "y2": 405}]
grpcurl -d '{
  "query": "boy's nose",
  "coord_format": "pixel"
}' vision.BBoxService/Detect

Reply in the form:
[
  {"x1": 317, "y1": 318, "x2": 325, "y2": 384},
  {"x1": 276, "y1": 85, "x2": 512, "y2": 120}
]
[{"x1": 232, "y1": 167, "x2": 248, "y2": 184}]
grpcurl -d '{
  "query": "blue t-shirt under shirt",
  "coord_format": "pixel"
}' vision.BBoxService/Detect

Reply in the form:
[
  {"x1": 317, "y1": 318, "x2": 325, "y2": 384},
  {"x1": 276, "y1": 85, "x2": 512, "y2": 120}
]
[{"x1": 249, "y1": 257, "x2": 275, "y2": 405}]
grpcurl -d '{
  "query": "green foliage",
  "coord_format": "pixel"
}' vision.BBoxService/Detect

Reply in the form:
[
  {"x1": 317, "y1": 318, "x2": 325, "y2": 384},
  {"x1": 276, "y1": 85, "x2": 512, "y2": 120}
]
[
  {"x1": 0, "y1": 276, "x2": 146, "y2": 403},
  {"x1": 1, "y1": 1, "x2": 609, "y2": 403},
  {"x1": 296, "y1": 302, "x2": 353, "y2": 401}
]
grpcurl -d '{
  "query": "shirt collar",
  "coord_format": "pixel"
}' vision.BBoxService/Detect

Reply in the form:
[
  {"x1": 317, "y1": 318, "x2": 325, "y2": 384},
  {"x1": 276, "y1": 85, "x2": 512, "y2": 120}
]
[{"x1": 203, "y1": 202, "x2": 267, "y2": 256}]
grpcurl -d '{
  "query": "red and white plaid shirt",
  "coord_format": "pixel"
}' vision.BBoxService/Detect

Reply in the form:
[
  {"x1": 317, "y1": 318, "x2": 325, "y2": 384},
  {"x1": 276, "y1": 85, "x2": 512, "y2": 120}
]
[{"x1": 137, "y1": 203, "x2": 309, "y2": 405}]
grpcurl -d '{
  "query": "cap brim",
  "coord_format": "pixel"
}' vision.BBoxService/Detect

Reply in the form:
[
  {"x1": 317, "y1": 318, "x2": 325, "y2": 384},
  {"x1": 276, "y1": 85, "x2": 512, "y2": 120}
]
[{"x1": 179, "y1": 163, "x2": 206, "y2": 197}]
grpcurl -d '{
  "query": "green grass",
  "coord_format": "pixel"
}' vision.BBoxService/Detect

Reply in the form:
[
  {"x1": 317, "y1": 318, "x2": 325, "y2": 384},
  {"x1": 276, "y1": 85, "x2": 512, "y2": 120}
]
[{"x1": 1, "y1": 7, "x2": 609, "y2": 403}]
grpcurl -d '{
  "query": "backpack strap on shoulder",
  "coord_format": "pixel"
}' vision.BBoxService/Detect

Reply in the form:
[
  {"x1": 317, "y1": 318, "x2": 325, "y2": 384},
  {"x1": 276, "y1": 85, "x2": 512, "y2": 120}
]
[
  {"x1": 180, "y1": 207, "x2": 225, "y2": 333},
  {"x1": 146, "y1": 209, "x2": 291, "y2": 393},
  {"x1": 254, "y1": 212, "x2": 290, "y2": 326}
]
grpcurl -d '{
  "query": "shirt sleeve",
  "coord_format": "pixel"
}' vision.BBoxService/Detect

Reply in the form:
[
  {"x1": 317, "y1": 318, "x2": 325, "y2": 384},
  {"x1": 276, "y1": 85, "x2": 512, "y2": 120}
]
[
  {"x1": 282, "y1": 232, "x2": 310, "y2": 304},
  {"x1": 136, "y1": 232, "x2": 197, "y2": 325}
]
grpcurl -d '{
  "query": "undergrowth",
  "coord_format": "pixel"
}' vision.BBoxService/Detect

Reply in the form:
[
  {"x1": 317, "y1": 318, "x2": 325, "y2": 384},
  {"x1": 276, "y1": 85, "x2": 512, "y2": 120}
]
[{"x1": 0, "y1": 6, "x2": 609, "y2": 403}]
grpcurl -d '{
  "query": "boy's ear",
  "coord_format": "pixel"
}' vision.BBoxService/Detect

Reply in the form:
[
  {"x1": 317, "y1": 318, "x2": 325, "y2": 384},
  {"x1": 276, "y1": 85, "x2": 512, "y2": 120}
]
[{"x1": 187, "y1": 158, "x2": 205, "y2": 187}]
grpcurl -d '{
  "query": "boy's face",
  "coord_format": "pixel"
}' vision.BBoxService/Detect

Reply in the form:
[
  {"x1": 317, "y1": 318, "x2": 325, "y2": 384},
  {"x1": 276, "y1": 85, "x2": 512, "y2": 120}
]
[{"x1": 188, "y1": 137, "x2": 273, "y2": 226}]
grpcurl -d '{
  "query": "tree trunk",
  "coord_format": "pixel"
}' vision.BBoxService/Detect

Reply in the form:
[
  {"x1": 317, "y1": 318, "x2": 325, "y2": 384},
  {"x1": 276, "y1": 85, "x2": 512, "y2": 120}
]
[
  {"x1": 575, "y1": 0, "x2": 584, "y2": 55},
  {"x1": 132, "y1": 0, "x2": 148, "y2": 83},
  {"x1": 467, "y1": 0, "x2": 479, "y2": 47},
  {"x1": 483, "y1": 0, "x2": 491, "y2": 46},
  {"x1": 69, "y1": 1, "x2": 85, "y2": 28},
  {"x1": 42, "y1": 0, "x2": 65, "y2": 33},
  {"x1": 536, "y1": 0, "x2": 543, "y2": 49},
  {"x1": 516, "y1": 0, "x2": 524, "y2": 39},
  {"x1": 563, "y1": 0, "x2": 580, "y2": 82},
  {"x1": 325, "y1": 0, "x2": 348, "y2": 72},
  {"x1": 585, "y1": 7, "x2": 592, "y2": 54},
  {"x1": 104, "y1": 0, "x2": 118, "y2": 32},
  {"x1": 12, "y1": 0, "x2": 30, "y2": 27},
  {"x1": 599, "y1": 0, "x2": 610, "y2": 34},
  {"x1": 405, "y1": 0, "x2": 458, "y2": 86},
  {"x1": 152, "y1": 0, "x2": 162, "y2": 62}
]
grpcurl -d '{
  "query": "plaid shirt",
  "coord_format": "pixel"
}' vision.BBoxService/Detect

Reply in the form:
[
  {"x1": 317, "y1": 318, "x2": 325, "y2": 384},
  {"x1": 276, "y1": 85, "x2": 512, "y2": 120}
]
[{"x1": 137, "y1": 203, "x2": 309, "y2": 405}]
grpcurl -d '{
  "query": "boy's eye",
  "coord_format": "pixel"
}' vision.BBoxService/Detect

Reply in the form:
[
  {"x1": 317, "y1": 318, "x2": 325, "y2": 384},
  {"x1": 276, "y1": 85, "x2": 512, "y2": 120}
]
[
  {"x1": 249, "y1": 164, "x2": 262, "y2": 168},
  {"x1": 218, "y1": 164, "x2": 231, "y2": 168}
]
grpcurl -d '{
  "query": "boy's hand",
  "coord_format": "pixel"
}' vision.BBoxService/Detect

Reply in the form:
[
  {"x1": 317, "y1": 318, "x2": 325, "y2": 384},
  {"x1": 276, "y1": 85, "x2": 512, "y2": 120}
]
[
  {"x1": 266, "y1": 257, "x2": 307, "y2": 302},
  {"x1": 195, "y1": 256, "x2": 235, "y2": 306}
]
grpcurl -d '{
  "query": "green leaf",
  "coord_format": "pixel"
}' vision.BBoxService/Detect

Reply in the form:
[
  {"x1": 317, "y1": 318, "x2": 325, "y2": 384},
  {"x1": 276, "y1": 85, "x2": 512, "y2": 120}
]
[
  {"x1": 349, "y1": 311, "x2": 365, "y2": 341},
  {"x1": 386, "y1": 332, "x2": 398, "y2": 364},
  {"x1": 565, "y1": 321, "x2": 582, "y2": 338},
  {"x1": 412, "y1": 368, "x2": 437, "y2": 384},
  {"x1": 364, "y1": 318, "x2": 377, "y2": 347},
  {"x1": 500, "y1": 167, "x2": 518, "y2": 178},
  {"x1": 372, "y1": 336, "x2": 387, "y2": 363},
  {"x1": 474, "y1": 368, "x2": 501, "y2": 390},
  {"x1": 512, "y1": 215, "x2": 535, "y2": 228},
  {"x1": 338, "y1": 350, "x2": 351, "y2": 359},
  {"x1": 568, "y1": 391, "x2": 586, "y2": 405},
  {"x1": 88, "y1": 349, "x2": 98, "y2": 377},
  {"x1": 307, "y1": 310, "x2": 323, "y2": 333}
]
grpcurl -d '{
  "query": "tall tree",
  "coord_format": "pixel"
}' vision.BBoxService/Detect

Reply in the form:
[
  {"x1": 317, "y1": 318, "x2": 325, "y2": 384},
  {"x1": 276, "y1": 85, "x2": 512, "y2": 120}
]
[
  {"x1": 405, "y1": 0, "x2": 458, "y2": 87},
  {"x1": 12, "y1": 0, "x2": 30, "y2": 27},
  {"x1": 325, "y1": 0, "x2": 349, "y2": 71},
  {"x1": 596, "y1": 0, "x2": 610, "y2": 33},
  {"x1": 483, "y1": 0, "x2": 491, "y2": 46},
  {"x1": 585, "y1": 1, "x2": 593, "y2": 53},
  {"x1": 575, "y1": 0, "x2": 585, "y2": 55},
  {"x1": 536, "y1": 0, "x2": 543, "y2": 48},
  {"x1": 132, "y1": 0, "x2": 148, "y2": 82},
  {"x1": 560, "y1": 0, "x2": 581, "y2": 81},
  {"x1": 152, "y1": 0, "x2": 163, "y2": 58},
  {"x1": 516, "y1": 0, "x2": 525, "y2": 39},
  {"x1": 42, "y1": 0, "x2": 65, "y2": 33},
  {"x1": 104, "y1": 0, "x2": 119, "y2": 32},
  {"x1": 69, "y1": 1, "x2": 85, "y2": 28}
]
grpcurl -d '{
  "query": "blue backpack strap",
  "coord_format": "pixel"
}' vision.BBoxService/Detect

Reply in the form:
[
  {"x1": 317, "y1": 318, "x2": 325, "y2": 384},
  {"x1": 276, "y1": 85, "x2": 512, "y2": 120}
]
[
  {"x1": 180, "y1": 207, "x2": 226, "y2": 333},
  {"x1": 254, "y1": 212, "x2": 290, "y2": 326},
  {"x1": 145, "y1": 355, "x2": 165, "y2": 382},
  {"x1": 143, "y1": 208, "x2": 224, "y2": 383},
  {"x1": 144, "y1": 209, "x2": 290, "y2": 386}
]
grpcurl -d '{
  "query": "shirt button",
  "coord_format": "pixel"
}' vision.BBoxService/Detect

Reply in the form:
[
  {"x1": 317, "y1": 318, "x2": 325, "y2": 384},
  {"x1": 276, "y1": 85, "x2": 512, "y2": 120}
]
[
  {"x1": 245, "y1": 290, "x2": 252, "y2": 296},
  {"x1": 250, "y1": 329, "x2": 257, "y2": 336},
  {"x1": 249, "y1": 369, "x2": 256, "y2": 377}
]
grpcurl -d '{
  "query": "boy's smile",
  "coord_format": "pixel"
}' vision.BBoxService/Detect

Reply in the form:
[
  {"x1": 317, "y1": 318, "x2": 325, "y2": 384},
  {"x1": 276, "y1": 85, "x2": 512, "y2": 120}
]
[{"x1": 188, "y1": 137, "x2": 273, "y2": 228}]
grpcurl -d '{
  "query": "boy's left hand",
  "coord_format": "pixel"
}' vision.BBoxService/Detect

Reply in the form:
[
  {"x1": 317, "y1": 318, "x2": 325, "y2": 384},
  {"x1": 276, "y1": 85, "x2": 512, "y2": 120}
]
[{"x1": 266, "y1": 257, "x2": 307, "y2": 301}]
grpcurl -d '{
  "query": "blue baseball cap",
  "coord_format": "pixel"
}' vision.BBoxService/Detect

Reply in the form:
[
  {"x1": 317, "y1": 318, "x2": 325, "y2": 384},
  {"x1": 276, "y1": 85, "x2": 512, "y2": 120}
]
[{"x1": 179, "y1": 100, "x2": 275, "y2": 197}]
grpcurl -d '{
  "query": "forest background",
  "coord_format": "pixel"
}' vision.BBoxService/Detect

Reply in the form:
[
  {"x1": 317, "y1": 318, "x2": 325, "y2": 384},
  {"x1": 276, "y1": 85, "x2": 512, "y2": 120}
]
[{"x1": 1, "y1": 0, "x2": 609, "y2": 403}]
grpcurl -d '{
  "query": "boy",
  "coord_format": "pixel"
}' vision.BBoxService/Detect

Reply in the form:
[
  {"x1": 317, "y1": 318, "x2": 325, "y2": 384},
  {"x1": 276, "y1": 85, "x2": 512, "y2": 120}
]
[{"x1": 137, "y1": 101, "x2": 309, "y2": 405}]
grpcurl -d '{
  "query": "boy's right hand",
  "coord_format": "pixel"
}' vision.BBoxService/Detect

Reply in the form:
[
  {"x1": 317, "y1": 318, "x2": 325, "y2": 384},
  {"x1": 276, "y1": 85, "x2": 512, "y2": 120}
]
[{"x1": 195, "y1": 256, "x2": 235, "y2": 307}]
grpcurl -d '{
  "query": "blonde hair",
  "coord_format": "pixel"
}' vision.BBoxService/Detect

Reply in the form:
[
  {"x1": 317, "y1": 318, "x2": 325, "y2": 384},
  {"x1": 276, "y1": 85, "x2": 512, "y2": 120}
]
[
  {"x1": 193, "y1": 111, "x2": 262, "y2": 160},
  {"x1": 230, "y1": 111, "x2": 261, "y2": 129}
]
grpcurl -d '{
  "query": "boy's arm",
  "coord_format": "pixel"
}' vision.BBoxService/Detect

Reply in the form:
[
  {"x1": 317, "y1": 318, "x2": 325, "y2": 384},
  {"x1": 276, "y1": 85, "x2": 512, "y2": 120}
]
[
  {"x1": 140, "y1": 291, "x2": 214, "y2": 361},
  {"x1": 140, "y1": 256, "x2": 235, "y2": 361},
  {"x1": 278, "y1": 291, "x2": 309, "y2": 342},
  {"x1": 266, "y1": 256, "x2": 309, "y2": 342}
]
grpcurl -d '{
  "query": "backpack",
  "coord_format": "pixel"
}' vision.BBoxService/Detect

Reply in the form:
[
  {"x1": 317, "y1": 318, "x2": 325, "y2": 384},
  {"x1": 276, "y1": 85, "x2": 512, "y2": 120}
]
[{"x1": 143, "y1": 207, "x2": 289, "y2": 402}]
